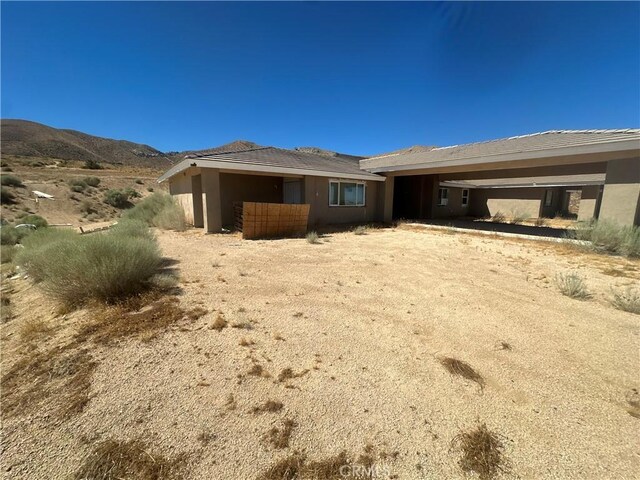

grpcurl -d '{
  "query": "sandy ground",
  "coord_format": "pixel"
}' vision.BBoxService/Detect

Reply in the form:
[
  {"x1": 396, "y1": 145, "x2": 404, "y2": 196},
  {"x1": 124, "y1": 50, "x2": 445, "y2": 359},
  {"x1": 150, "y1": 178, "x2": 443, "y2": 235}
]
[{"x1": 1, "y1": 226, "x2": 639, "y2": 479}]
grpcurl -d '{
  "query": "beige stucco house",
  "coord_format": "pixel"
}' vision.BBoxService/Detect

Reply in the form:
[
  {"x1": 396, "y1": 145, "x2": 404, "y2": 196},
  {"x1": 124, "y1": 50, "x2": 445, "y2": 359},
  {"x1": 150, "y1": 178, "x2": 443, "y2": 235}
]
[{"x1": 159, "y1": 130, "x2": 640, "y2": 231}]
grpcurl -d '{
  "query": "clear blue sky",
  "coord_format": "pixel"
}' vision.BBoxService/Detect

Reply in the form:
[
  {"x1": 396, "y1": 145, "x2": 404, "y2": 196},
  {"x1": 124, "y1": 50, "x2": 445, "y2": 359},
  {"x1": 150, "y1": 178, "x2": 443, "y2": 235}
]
[{"x1": 2, "y1": 1, "x2": 639, "y2": 156}]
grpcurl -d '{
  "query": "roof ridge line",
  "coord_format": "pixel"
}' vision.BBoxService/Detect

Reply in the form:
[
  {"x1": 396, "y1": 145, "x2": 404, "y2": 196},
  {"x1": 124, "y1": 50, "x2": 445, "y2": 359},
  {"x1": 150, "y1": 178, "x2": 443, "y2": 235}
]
[{"x1": 186, "y1": 146, "x2": 270, "y2": 159}]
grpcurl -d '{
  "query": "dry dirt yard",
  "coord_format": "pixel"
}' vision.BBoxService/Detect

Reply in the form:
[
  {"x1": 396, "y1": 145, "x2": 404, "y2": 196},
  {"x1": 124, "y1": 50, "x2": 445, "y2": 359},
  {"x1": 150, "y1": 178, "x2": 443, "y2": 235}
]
[{"x1": 1, "y1": 226, "x2": 639, "y2": 479}]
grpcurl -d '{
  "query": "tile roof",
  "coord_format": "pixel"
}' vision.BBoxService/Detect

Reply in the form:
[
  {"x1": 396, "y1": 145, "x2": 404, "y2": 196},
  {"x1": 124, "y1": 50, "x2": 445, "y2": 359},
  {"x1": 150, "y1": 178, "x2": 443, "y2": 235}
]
[
  {"x1": 160, "y1": 143, "x2": 383, "y2": 182},
  {"x1": 361, "y1": 130, "x2": 640, "y2": 171},
  {"x1": 441, "y1": 173, "x2": 606, "y2": 189}
]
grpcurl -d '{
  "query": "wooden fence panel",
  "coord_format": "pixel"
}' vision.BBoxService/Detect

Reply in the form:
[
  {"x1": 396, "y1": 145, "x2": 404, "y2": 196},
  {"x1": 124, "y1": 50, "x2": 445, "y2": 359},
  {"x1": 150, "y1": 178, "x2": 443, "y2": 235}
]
[{"x1": 242, "y1": 202, "x2": 310, "y2": 239}]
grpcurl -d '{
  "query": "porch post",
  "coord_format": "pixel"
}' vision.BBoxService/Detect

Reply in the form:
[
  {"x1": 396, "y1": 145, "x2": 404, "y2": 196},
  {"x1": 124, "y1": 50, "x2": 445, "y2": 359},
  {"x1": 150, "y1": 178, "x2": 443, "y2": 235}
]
[
  {"x1": 382, "y1": 175, "x2": 394, "y2": 223},
  {"x1": 201, "y1": 168, "x2": 222, "y2": 233}
]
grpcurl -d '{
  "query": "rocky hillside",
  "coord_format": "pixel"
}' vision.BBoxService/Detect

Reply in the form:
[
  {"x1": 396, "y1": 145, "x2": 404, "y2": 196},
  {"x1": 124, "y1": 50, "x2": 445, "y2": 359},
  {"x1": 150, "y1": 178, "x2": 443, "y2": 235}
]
[{"x1": 1, "y1": 119, "x2": 173, "y2": 168}]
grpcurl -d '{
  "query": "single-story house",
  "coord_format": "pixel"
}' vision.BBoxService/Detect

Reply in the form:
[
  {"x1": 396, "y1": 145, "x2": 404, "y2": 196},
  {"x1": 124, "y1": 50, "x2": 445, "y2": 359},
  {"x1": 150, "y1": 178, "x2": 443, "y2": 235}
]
[{"x1": 159, "y1": 130, "x2": 640, "y2": 231}]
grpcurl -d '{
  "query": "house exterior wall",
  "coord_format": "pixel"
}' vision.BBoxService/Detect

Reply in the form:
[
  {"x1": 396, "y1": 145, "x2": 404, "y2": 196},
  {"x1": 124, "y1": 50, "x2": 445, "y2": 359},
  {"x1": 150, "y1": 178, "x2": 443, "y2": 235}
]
[
  {"x1": 168, "y1": 169, "x2": 196, "y2": 225},
  {"x1": 598, "y1": 157, "x2": 640, "y2": 226},
  {"x1": 431, "y1": 185, "x2": 471, "y2": 219},
  {"x1": 303, "y1": 176, "x2": 380, "y2": 226},
  {"x1": 577, "y1": 185, "x2": 601, "y2": 221},
  {"x1": 469, "y1": 188, "x2": 544, "y2": 218}
]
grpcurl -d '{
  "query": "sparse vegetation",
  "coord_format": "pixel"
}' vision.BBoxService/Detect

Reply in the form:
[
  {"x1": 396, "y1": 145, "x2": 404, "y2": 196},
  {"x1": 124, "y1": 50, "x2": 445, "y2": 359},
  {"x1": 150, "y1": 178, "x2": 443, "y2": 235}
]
[
  {"x1": 16, "y1": 222, "x2": 162, "y2": 307},
  {"x1": 18, "y1": 318, "x2": 52, "y2": 344},
  {"x1": 84, "y1": 176, "x2": 101, "y2": 187},
  {"x1": 1, "y1": 174, "x2": 24, "y2": 187},
  {"x1": 306, "y1": 231, "x2": 320, "y2": 244},
  {"x1": 440, "y1": 357, "x2": 485, "y2": 389},
  {"x1": 252, "y1": 400, "x2": 284, "y2": 413},
  {"x1": 277, "y1": 367, "x2": 309, "y2": 383},
  {"x1": 491, "y1": 211, "x2": 506, "y2": 223},
  {"x1": 509, "y1": 209, "x2": 528, "y2": 224},
  {"x1": 74, "y1": 439, "x2": 184, "y2": 480},
  {"x1": 555, "y1": 272, "x2": 590, "y2": 299},
  {"x1": 104, "y1": 189, "x2": 132, "y2": 208},
  {"x1": 534, "y1": 217, "x2": 547, "y2": 227},
  {"x1": 1, "y1": 187, "x2": 16, "y2": 204},
  {"x1": 69, "y1": 178, "x2": 88, "y2": 192},
  {"x1": 610, "y1": 287, "x2": 640, "y2": 315},
  {"x1": 17, "y1": 214, "x2": 48, "y2": 228},
  {"x1": 354, "y1": 225, "x2": 367, "y2": 235},
  {"x1": 123, "y1": 193, "x2": 186, "y2": 231},
  {"x1": 210, "y1": 314, "x2": 227, "y2": 330},
  {"x1": 83, "y1": 159, "x2": 103, "y2": 170},
  {"x1": 452, "y1": 424, "x2": 508, "y2": 480},
  {"x1": 569, "y1": 220, "x2": 640, "y2": 257},
  {"x1": 1, "y1": 245, "x2": 17, "y2": 263},
  {"x1": 264, "y1": 419, "x2": 296, "y2": 449}
]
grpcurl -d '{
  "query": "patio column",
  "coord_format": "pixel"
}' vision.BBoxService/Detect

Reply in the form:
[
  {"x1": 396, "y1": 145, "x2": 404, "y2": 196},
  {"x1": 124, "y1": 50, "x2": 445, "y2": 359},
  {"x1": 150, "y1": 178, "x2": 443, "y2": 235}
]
[
  {"x1": 303, "y1": 176, "x2": 317, "y2": 226},
  {"x1": 201, "y1": 168, "x2": 222, "y2": 233},
  {"x1": 381, "y1": 175, "x2": 394, "y2": 223},
  {"x1": 598, "y1": 158, "x2": 640, "y2": 226}
]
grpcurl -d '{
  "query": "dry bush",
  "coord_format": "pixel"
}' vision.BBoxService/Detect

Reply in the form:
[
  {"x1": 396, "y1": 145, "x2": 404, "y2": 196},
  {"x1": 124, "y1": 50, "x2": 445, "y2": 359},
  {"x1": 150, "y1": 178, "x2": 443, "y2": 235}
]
[
  {"x1": 509, "y1": 209, "x2": 528, "y2": 225},
  {"x1": 231, "y1": 320, "x2": 253, "y2": 330},
  {"x1": 534, "y1": 217, "x2": 547, "y2": 227},
  {"x1": 210, "y1": 314, "x2": 227, "y2": 330},
  {"x1": 354, "y1": 225, "x2": 367, "y2": 235},
  {"x1": 248, "y1": 363, "x2": 271, "y2": 378},
  {"x1": 252, "y1": 400, "x2": 284, "y2": 414},
  {"x1": 148, "y1": 273, "x2": 179, "y2": 291},
  {"x1": 568, "y1": 220, "x2": 640, "y2": 258},
  {"x1": 75, "y1": 296, "x2": 192, "y2": 345},
  {"x1": 491, "y1": 211, "x2": 506, "y2": 223},
  {"x1": 239, "y1": 337, "x2": 254, "y2": 347},
  {"x1": 306, "y1": 231, "x2": 320, "y2": 244},
  {"x1": 278, "y1": 367, "x2": 309, "y2": 383},
  {"x1": 497, "y1": 341, "x2": 512, "y2": 351},
  {"x1": 197, "y1": 430, "x2": 216, "y2": 446},
  {"x1": 1, "y1": 346, "x2": 96, "y2": 419},
  {"x1": 451, "y1": 424, "x2": 509, "y2": 480},
  {"x1": 440, "y1": 357, "x2": 485, "y2": 389},
  {"x1": 555, "y1": 272, "x2": 590, "y2": 300},
  {"x1": 123, "y1": 193, "x2": 186, "y2": 231},
  {"x1": 611, "y1": 287, "x2": 640, "y2": 314},
  {"x1": 18, "y1": 318, "x2": 52, "y2": 344},
  {"x1": 265, "y1": 419, "x2": 296, "y2": 449},
  {"x1": 187, "y1": 306, "x2": 208, "y2": 321},
  {"x1": 74, "y1": 439, "x2": 184, "y2": 480}
]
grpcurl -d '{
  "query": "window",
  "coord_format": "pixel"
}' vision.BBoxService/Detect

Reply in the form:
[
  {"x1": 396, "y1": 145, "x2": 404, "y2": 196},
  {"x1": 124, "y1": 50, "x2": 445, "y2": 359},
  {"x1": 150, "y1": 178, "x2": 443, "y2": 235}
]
[
  {"x1": 329, "y1": 181, "x2": 365, "y2": 206},
  {"x1": 461, "y1": 189, "x2": 469, "y2": 206},
  {"x1": 544, "y1": 189, "x2": 553, "y2": 207},
  {"x1": 437, "y1": 188, "x2": 449, "y2": 206}
]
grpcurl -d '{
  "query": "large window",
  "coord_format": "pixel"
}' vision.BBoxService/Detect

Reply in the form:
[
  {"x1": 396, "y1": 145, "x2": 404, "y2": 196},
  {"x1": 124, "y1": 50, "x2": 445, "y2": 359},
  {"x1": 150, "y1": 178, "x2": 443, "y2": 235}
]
[
  {"x1": 437, "y1": 188, "x2": 449, "y2": 206},
  {"x1": 329, "y1": 181, "x2": 366, "y2": 207},
  {"x1": 462, "y1": 189, "x2": 469, "y2": 206}
]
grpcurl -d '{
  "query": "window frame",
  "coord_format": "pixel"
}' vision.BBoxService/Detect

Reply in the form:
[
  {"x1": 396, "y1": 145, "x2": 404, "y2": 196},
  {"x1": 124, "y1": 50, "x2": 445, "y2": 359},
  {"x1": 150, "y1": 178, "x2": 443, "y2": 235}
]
[
  {"x1": 437, "y1": 187, "x2": 449, "y2": 206},
  {"x1": 329, "y1": 180, "x2": 366, "y2": 207},
  {"x1": 461, "y1": 188, "x2": 470, "y2": 207}
]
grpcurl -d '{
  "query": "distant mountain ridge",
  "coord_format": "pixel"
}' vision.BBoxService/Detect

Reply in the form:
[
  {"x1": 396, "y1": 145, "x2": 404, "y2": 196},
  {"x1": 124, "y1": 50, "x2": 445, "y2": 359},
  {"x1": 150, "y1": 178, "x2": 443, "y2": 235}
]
[{"x1": 1, "y1": 119, "x2": 367, "y2": 168}]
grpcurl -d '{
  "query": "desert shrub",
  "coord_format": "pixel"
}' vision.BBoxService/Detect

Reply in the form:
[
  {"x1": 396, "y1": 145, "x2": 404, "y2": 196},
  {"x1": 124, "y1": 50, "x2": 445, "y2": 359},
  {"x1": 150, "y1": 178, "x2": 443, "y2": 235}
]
[
  {"x1": 534, "y1": 217, "x2": 548, "y2": 227},
  {"x1": 17, "y1": 215, "x2": 48, "y2": 229},
  {"x1": 68, "y1": 179, "x2": 88, "y2": 193},
  {"x1": 79, "y1": 200, "x2": 96, "y2": 215},
  {"x1": 1, "y1": 175, "x2": 24, "y2": 187},
  {"x1": 306, "y1": 231, "x2": 320, "y2": 244},
  {"x1": 611, "y1": 287, "x2": 640, "y2": 315},
  {"x1": 1, "y1": 245, "x2": 16, "y2": 264},
  {"x1": 83, "y1": 176, "x2": 101, "y2": 187},
  {"x1": 135, "y1": 179, "x2": 144, "y2": 185},
  {"x1": 104, "y1": 189, "x2": 131, "y2": 209},
  {"x1": 354, "y1": 225, "x2": 367, "y2": 235},
  {"x1": 149, "y1": 273, "x2": 179, "y2": 291},
  {"x1": 1, "y1": 187, "x2": 16, "y2": 204},
  {"x1": 509, "y1": 209, "x2": 528, "y2": 224},
  {"x1": 124, "y1": 187, "x2": 141, "y2": 199},
  {"x1": 83, "y1": 159, "x2": 102, "y2": 170},
  {"x1": 0, "y1": 226, "x2": 19, "y2": 246},
  {"x1": 16, "y1": 224, "x2": 161, "y2": 307},
  {"x1": 123, "y1": 193, "x2": 185, "y2": 231},
  {"x1": 147, "y1": 187, "x2": 154, "y2": 192},
  {"x1": 110, "y1": 218, "x2": 155, "y2": 241},
  {"x1": 491, "y1": 211, "x2": 506, "y2": 223},
  {"x1": 568, "y1": 220, "x2": 639, "y2": 257},
  {"x1": 555, "y1": 272, "x2": 590, "y2": 299}
]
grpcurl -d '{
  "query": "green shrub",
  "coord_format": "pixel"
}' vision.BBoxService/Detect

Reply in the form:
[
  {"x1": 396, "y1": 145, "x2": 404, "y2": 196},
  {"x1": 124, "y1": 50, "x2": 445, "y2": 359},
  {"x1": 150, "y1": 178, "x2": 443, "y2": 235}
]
[
  {"x1": 83, "y1": 159, "x2": 102, "y2": 170},
  {"x1": 17, "y1": 215, "x2": 48, "y2": 229},
  {"x1": 1, "y1": 187, "x2": 16, "y2": 204},
  {"x1": 104, "y1": 189, "x2": 131, "y2": 209},
  {"x1": 111, "y1": 218, "x2": 155, "y2": 241},
  {"x1": 69, "y1": 179, "x2": 88, "y2": 193},
  {"x1": 611, "y1": 287, "x2": 640, "y2": 315},
  {"x1": 568, "y1": 220, "x2": 640, "y2": 257},
  {"x1": 80, "y1": 200, "x2": 96, "y2": 215},
  {"x1": 124, "y1": 187, "x2": 141, "y2": 199},
  {"x1": 1, "y1": 175, "x2": 23, "y2": 187},
  {"x1": 1, "y1": 245, "x2": 17, "y2": 264},
  {"x1": 0, "y1": 226, "x2": 19, "y2": 246},
  {"x1": 123, "y1": 193, "x2": 185, "y2": 231},
  {"x1": 83, "y1": 177, "x2": 101, "y2": 187},
  {"x1": 555, "y1": 272, "x2": 590, "y2": 299},
  {"x1": 16, "y1": 224, "x2": 161, "y2": 307},
  {"x1": 306, "y1": 231, "x2": 320, "y2": 244}
]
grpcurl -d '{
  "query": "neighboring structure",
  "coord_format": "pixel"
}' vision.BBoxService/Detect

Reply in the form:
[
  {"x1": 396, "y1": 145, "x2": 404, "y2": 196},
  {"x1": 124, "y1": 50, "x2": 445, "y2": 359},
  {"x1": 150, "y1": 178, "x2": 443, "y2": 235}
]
[{"x1": 159, "y1": 130, "x2": 640, "y2": 231}]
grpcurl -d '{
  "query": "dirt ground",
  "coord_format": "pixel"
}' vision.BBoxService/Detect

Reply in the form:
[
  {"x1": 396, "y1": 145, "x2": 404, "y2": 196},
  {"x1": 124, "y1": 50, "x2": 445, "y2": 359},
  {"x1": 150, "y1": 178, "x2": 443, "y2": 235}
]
[{"x1": 1, "y1": 226, "x2": 639, "y2": 479}]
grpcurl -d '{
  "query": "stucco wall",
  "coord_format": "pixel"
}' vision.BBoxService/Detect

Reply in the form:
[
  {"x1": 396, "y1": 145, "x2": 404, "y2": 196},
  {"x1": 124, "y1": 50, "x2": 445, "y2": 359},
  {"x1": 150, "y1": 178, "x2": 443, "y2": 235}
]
[
  {"x1": 431, "y1": 186, "x2": 471, "y2": 219},
  {"x1": 169, "y1": 171, "x2": 195, "y2": 225},
  {"x1": 304, "y1": 176, "x2": 380, "y2": 226},
  {"x1": 577, "y1": 185, "x2": 601, "y2": 221},
  {"x1": 469, "y1": 188, "x2": 544, "y2": 218}
]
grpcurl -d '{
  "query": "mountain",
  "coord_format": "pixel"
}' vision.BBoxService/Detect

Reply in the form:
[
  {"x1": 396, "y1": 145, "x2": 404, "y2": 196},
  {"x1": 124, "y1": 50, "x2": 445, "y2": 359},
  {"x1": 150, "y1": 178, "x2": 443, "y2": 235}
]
[{"x1": 1, "y1": 119, "x2": 172, "y2": 168}]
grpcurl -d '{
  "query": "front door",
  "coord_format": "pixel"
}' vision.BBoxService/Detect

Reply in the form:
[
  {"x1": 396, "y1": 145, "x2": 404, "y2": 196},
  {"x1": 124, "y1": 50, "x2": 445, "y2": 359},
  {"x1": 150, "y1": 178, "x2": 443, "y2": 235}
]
[{"x1": 283, "y1": 179, "x2": 302, "y2": 204}]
